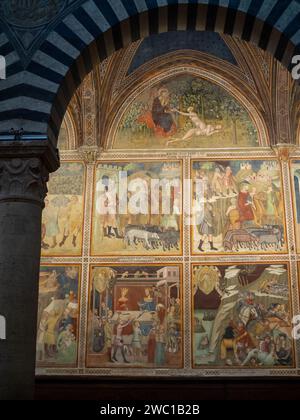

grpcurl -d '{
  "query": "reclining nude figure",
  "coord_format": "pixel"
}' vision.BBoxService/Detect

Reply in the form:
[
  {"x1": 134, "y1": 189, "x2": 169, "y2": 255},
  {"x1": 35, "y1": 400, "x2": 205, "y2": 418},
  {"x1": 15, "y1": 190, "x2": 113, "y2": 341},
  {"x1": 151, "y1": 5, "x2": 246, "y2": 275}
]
[{"x1": 167, "y1": 107, "x2": 222, "y2": 145}]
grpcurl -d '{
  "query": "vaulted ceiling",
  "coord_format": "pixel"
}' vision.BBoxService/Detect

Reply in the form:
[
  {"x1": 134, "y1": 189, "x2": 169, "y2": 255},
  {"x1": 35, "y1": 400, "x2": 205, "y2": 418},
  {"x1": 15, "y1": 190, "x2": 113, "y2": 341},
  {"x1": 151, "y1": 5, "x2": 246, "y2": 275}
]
[{"x1": 59, "y1": 32, "x2": 297, "y2": 151}]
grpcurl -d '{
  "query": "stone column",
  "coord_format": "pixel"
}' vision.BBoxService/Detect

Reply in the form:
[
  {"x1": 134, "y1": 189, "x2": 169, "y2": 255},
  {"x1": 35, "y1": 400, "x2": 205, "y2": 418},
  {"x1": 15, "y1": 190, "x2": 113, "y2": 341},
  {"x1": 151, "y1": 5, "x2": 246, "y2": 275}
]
[{"x1": 0, "y1": 139, "x2": 59, "y2": 400}]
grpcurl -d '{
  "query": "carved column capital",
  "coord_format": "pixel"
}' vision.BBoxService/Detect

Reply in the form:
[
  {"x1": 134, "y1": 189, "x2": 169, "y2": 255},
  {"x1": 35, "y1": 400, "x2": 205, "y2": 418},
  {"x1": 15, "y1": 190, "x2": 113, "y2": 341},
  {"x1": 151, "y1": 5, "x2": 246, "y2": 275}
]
[
  {"x1": 0, "y1": 137, "x2": 60, "y2": 207},
  {"x1": 0, "y1": 157, "x2": 49, "y2": 207}
]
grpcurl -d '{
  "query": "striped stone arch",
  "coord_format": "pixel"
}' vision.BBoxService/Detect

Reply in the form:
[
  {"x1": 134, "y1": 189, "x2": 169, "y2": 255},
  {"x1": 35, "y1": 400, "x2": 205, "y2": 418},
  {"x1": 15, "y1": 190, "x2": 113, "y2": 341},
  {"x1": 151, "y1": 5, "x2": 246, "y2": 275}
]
[
  {"x1": 0, "y1": 29, "x2": 22, "y2": 119},
  {"x1": 1, "y1": 0, "x2": 300, "y2": 145},
  {"x1": 0, "y1": 30, "x2": 22, "y2": 75}
]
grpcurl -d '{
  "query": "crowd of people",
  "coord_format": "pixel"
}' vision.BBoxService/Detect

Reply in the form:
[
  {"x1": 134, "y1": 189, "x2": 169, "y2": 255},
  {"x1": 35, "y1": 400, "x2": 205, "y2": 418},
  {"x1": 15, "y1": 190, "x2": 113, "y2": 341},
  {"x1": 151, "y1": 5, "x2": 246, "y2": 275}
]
[
  {"x1": 36, "y1": 268, "x2": 79, "y2": 365},
  {"x1": 91, "y1": 286, "x2": 181, "y2": 367},
  {"x1": 193, "y1": 161, "x2": 284, "y2": 252}
]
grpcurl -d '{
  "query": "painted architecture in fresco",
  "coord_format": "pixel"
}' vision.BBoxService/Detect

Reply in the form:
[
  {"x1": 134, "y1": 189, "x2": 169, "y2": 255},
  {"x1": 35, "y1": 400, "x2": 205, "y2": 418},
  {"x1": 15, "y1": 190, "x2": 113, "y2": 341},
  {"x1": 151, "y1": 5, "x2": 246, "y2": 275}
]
[
  {"x1": 191, "y1": 160, "x2": 285, "y2": 254},
  {"x1": 114, "y1": 75, "x2": 259, "y2": 150},
  {"x1": 87, "y1": 265, "x2": 182, "y2": 368},
  {"x1": 41, "y1": 162, "x2": 85, "y2": 256},
  {"x1": 291, "y1": 161, "x2": 300, "y2": 252},
  {"x1": 91, "y1": 161, "x2": 182, "y2": 256},
  {"x1": 193, "y1": 264, "x2": 294, "y2": 368},
  {"x1": 37, "y1": 266, "x2": 80, "y2": 367}
]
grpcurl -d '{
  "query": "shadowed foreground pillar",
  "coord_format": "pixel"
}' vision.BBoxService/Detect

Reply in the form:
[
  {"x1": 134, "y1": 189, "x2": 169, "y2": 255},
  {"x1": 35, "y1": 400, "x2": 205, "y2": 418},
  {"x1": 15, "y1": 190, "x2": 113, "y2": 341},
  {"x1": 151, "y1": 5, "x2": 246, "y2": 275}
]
[{"x1": 0, "y1": 140, "x2": 59, "y2": 399}]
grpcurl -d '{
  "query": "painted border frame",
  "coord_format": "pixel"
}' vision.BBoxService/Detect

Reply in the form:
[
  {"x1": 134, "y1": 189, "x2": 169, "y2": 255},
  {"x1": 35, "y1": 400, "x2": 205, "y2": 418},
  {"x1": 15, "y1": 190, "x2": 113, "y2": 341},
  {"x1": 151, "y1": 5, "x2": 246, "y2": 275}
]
[
  {"x1": 191, "y1": 261, "x2": 296, "y2": 370},
  {"x1": 41, "y1": 160, "x2": 86, "y2": 258},
  {"x1": 190, "y1": 157, "x2": 288, "y2": 256},
  {"x1": 90, "y1": 159, "x2": 184, "y2": 257},
  {"x1": 107, "y1": 66, "x2": 269, "y2": 151},
  {"x1": 37, "y1": 263, "x2": 82, "y2": 369},
  {"x1": 85, "y1": 262, "x2": 184, "y2": 370}
]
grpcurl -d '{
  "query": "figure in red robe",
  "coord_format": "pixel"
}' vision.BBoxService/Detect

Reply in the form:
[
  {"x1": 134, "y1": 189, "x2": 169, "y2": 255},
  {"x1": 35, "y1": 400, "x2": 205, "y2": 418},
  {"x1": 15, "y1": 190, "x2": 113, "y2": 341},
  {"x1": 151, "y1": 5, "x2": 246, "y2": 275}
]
[{"x1": 238, "y1": 185, "x2": 254, "y2": 224}]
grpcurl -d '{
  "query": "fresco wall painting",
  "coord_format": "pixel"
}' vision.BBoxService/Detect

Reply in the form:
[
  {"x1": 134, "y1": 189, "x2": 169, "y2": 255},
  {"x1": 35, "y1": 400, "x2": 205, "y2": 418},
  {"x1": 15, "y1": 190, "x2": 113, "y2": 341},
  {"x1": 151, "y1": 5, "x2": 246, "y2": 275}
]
[
  {"x1": 191, "y1": 160, "x2": 286, "y2": 255},
  {"x1": 113, "y1": 74, "x2": 260, "y2": 150},
  {"x1": 41, "y1": 162, "x2": 85, "y2": 257},
  {"x1": 37, "y1": 67, "x2": 300, "y2": 377},
  {"x1": 37, "y1": 155, "x2": 300, "y2": 374},
  {"x1": 91, "y1": 161, "x2": 182, "y2": 256},
  {"x1": 37, "y1": 265, "x2": 81, "y2": 367},
  {"x1": 86, "y1": 265, "x2": 183, "y2": 369},
  {"x1": 192, "y1": 263, "x2": 294, "y2": 369}
]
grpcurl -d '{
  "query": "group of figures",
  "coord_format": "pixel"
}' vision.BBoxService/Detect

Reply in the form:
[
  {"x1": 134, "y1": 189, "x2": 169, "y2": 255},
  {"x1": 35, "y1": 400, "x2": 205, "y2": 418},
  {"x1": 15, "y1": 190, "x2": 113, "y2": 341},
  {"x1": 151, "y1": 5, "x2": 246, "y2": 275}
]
[
  {"x1": 35, "y1": 68, "x2": 300, "y2": 374},
  {"x1": 87, "y1": 266, "x2": 182, "y2": 368},
  {"x1": 36, "y1": 266, "x2": 80, "y2": 366},
  {"x1": 36, "y1": 262, "x2": 295, "y2": 370},
  {"x1": 192, "y1": 160, "x2": 285, "y2": 254},
  {"x1": 41, "y1": 163, "x2": 84, "y2": 256},
  {"x1": 40, "y1": 160, "x2": 286, "y2": 258},
  {"x1": 115, "y1": 75, "x2": 259, "y2": 149},
  {"x1": 91, "y1": 162, "x2": 182, "y2": 256},
  {"x1": 193, "y1": 264, "x2": 294, "y2": 368}
]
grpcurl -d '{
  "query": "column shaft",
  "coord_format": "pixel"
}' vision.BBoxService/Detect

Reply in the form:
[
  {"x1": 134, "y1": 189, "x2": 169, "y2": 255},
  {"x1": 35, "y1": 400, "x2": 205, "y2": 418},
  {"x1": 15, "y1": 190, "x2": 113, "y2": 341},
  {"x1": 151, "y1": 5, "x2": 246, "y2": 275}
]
[
  {"x1": 0, "y1": 202, "x2": 42, "y2": 399},
  {"x1": 0, "y1": 142, "x2": 59, "y2": 400}
]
